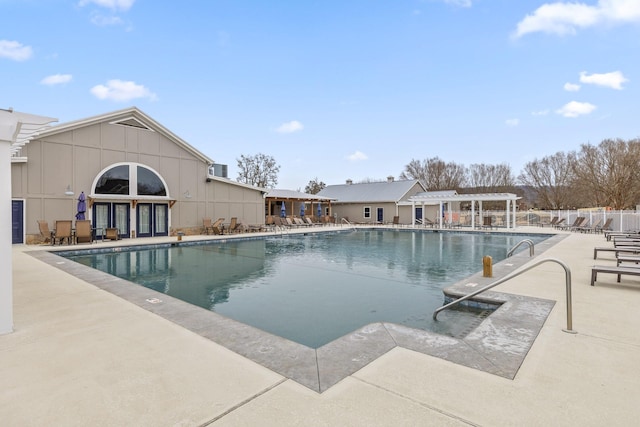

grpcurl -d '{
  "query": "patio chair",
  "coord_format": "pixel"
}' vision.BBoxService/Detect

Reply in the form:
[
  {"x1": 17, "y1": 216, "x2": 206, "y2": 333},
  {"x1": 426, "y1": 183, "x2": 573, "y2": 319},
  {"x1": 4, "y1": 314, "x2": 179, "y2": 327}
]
[
  {"x1": 227, "y1": 217, "x2": 239, "y2": 234},
  {"x1": 53, "y1": 220, "x2": 73, "y2": 245},
  {"x1": 37, "y1": 220, "x2": 53, "y2": 244},
  {"x1": 482, "y1": 216, "x2": 494, "y2": 230},
  {"x1": 203, "y1": 217, "x2": 214, "y2": 234},
  {"x1": 75, "y1": 220, "x2": 93, "y2": 244},
  {"x1": 105, "y1": 227, "x2": 120, "y2": 241},
  {"x1": 211, "y1": 218, "x2": 225, "y2": 235}
]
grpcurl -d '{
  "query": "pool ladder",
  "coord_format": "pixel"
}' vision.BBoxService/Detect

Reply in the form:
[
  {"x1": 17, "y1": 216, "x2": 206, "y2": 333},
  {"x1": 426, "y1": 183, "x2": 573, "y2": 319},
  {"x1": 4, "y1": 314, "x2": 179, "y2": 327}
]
[
  {"x1": 433, "y1": 257, "x2": 576, "y2": 334},
  {"x1": 507, "y1": 239, "x2": 534, "y2": 257}
]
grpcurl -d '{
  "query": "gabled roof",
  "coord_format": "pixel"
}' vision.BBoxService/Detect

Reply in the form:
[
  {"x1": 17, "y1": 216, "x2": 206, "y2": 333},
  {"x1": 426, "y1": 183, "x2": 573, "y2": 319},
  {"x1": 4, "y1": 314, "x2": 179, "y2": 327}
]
[
  {"x1": 317, "y1": 180, "x2": 425, "y2": 203},
  {"x1": 266, "y1": 189, "x2": 335, "y2": 201},
  {"x1": 33, "y1": 106, "x2": 213, "y2": 165}
]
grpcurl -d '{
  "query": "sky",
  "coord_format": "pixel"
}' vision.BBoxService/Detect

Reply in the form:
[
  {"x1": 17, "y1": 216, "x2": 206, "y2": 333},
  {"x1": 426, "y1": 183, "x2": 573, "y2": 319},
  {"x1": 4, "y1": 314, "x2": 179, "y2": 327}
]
[{"x1": 2, "y1": 0, "x2": 639, "y2": 190}]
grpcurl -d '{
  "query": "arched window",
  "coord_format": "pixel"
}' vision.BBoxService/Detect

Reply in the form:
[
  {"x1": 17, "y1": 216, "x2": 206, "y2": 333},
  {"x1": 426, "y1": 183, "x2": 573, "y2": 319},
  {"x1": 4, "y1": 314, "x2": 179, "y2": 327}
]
[
  {"x1": 137, "y1": 166, "x2": 166, "y2": 196},
  {"x1": 95, "y1": 165, "x2": 129, "y2": 195},
  {"x1": 93, "y1": 163, "x2": 169, "y2": 197}
]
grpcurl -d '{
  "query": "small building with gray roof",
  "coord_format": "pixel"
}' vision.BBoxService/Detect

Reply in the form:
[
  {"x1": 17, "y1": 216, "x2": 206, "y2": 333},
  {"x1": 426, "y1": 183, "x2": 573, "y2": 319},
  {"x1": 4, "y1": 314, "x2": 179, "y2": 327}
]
[{"x1": 317, "y1": 177, "x2": 426, "y2": 224}]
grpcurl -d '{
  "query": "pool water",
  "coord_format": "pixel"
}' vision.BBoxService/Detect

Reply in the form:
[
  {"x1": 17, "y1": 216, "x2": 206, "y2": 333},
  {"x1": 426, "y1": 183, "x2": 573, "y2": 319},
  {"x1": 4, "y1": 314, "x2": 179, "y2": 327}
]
[{"x1": 63, "y1": 230, "x2": 548, "y2": 348}]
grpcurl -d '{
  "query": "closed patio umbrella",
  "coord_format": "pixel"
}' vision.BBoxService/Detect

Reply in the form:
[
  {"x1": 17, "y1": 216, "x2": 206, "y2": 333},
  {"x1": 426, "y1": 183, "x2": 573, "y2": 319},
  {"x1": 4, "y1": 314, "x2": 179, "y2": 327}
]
[
  {"x1": 281, "y1": 202, "x2": 286, "y2": 218},
  {"x1": 317, "y1": 202, "x2": 322, "y2": 217},
  {"x1": 300, "y1": 202, "x2": 305, "y2": 217},
  {"x1": 75, "y1": 191, "x2": 86, "y2": 220}
]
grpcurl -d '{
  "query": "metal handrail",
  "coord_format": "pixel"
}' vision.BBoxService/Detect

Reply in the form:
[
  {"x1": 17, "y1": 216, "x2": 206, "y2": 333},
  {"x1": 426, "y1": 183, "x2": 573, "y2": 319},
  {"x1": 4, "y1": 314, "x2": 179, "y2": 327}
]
[
  {"x1": 507, "y1": 239, "x2": 535, "y2": 257},
  {"x1": 433, "y1": 257, "x2": 576, "y2": 334}
]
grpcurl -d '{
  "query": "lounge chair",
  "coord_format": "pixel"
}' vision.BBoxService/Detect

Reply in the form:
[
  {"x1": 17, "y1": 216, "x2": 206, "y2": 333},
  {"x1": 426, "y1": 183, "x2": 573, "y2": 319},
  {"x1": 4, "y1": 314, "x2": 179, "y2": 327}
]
[
  {"x1": 539, "y1": 216, "x2": 559, "y2": 227},
  {"x1": 552, "y1": 218, "x2": 566, "y2": 229},
  {"x1": 37, "y1": 220, "x2": 53, "y2": 244},
  {"x1": 558, "y1": 217, "x2": 584, "y2": 231},
  {"x1": 616, "y1": 255, "x2": 640, "y2": 266},
  {"x1": 578, "y1": 218, "x2": 601, "y2": 233},
  {"x1": 75, "y1": 220, "x2": 93, "y2": 244},
  {"x1": 591, "y1": 264, "x2": 640, "y2": 286},
  {"x1": 595, "y1": 218, "x2": 613, "y2": 234},
  {"x1": 53, "y1": 220, "x2": 73, "y2": 245},
  {"x1": 593, "y1": 246, "x2": 640, "y2": 259},
  {"x1": 211, "y1": 218, "x2": 225, "y2": 235}
]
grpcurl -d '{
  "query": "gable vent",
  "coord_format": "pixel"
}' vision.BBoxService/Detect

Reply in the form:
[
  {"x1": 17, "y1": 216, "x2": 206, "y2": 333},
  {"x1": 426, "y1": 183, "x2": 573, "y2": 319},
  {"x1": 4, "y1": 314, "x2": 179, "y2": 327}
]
[{"x1": 110, "y1": 117, "x2": 153, "y2": 131}]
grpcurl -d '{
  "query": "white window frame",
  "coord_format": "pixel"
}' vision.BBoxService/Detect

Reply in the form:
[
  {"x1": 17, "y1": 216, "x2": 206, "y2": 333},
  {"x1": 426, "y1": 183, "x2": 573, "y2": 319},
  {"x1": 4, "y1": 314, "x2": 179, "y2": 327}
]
[{"x1": 363, "y1": 206, "x2": 371, "y2": 219}]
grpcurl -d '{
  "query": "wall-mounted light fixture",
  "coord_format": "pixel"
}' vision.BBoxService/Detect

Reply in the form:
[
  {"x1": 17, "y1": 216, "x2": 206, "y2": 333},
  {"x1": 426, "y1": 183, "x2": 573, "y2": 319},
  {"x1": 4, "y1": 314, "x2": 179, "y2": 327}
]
[
  {"x1": 64, "y1": 185, "x2": 74, "y2": 196},
  {"x1": 183, "y1": 190, "x2": 192, "y2": 199}
]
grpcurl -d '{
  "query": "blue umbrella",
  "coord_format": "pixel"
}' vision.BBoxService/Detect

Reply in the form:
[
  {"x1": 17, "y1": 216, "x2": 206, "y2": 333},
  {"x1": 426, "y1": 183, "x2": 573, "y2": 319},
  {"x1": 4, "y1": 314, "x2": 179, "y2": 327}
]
[
  {"x1": 75, "y1": 191, "x2": 86, "y2": 220},
  {"x1": 317, "y1": 202, "x2": 322, "y2": 217},
  {"x1": 280, "y1": 202, "x2": 286, "y2": 218},
  {"x1": 300, "y1": 202, "x2": 305, "y2": 217}
]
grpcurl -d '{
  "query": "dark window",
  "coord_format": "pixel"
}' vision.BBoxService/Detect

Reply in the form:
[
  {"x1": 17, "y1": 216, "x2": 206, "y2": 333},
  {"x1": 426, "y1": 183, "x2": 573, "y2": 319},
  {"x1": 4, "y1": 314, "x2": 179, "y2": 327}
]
[
  {"x1": 95, "y1": 165, "x2": 129, "y2": 195},
  {"x1": 137, "y1": 166, "x2": 166, "y2": 196}
]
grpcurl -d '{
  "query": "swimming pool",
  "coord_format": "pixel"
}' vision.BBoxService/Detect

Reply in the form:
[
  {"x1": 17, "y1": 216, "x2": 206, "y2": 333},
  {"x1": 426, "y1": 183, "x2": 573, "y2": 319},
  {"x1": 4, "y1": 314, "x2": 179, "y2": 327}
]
[{"x1": 61, "y1": 229, "x2": 549, "y2": 348}]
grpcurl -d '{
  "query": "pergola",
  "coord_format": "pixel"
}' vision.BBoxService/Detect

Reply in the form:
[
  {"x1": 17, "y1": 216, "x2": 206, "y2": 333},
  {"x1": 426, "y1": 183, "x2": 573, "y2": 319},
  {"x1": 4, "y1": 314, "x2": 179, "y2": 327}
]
[
  {"x1": 264, "y1": 189, "x2": 335, "y2": 218},
  {"x1": 403, "y1": 192, "x2": 521, "y2": 229},
  {"x1": 1, "y1": 108, "x2": 57, "y2": 335}
]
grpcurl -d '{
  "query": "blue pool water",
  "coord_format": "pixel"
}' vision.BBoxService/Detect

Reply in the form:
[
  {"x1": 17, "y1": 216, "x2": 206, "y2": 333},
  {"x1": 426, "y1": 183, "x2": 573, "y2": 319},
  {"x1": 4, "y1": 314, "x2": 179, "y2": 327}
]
[{"x1": 61, "y1": 230, "x2": 549, "y2": 348}]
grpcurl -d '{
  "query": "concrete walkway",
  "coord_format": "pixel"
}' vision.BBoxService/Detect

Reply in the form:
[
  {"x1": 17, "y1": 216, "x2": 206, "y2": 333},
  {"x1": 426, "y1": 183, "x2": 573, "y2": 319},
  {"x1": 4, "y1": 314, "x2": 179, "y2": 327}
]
[{"x1": 2, "y1": 228, "x2": 640, "y2": 426}]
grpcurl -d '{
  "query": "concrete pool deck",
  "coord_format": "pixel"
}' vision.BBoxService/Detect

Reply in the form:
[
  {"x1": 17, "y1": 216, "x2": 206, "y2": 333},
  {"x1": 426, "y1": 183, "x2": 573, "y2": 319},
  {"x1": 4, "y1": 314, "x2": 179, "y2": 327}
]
[{"x1": 3, "y1": 226, "x2": 640, "y2": 425}]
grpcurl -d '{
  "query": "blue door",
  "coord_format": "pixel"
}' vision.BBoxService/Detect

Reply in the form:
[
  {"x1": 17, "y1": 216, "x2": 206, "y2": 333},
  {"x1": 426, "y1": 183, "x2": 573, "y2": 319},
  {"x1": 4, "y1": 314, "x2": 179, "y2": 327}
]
[
  {"x1": 11, "y1": 200, "x2": 23, "y2": 244},
  {"x1": 377, "y1": 207, "x2": 384, "y2": 223}
]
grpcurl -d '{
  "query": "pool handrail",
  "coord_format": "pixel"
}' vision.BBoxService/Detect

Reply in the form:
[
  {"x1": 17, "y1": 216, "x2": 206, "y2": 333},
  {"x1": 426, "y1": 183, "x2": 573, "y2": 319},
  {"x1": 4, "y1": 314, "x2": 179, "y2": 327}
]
[
  {"x1": 507, "y1": 239, "x2": 535, "y2": 257},
  {"x1": 432, "y1": 257, "x2": 576, "y2": 334}
]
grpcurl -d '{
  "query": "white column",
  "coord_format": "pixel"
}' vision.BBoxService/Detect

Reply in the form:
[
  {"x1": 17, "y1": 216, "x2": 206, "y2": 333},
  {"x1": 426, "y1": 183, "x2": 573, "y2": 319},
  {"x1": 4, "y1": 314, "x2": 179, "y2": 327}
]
[
  {"x1": 0, "y1": 138, "x2": 13, "y2": 334},
  {"x1": 411, "y1": 201, "x2": 415, "y2": 226},
  {"x1": 471, "y1": 199, "x2": 476, "y2": 229},
  {"x1": 506, "y1": 200, "x2": 510, "y2": 229},
  {"x1": 438, "y1": 202, "x2": 443, "y2": 229},
  {"x1": 512, "y1": 199, "x2": 517, "y2": 229}
]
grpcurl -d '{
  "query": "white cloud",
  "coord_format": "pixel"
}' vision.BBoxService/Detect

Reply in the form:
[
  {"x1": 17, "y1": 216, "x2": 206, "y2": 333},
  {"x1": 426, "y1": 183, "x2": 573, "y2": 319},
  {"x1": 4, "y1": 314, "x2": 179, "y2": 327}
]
[
  {"x1": 90, "y1": 79, "x2": 157, "y2": 102},
  {"x1": 346, "y1": 151, "x2": 368, "y2": 161},
  {"x1": 505, "y1": 118, "x2": 520, "y2": 127},
  {"x1": 556, "y1": 101, "x2": 596, "y2": 118},
  {"x1": 513, "y1": 0, "x2": 640, "y2": 38},
  {"x1": 579, "y1": 70, "x2": 628, "y2": 89},
  {"x1": 90, "y1": 13, "x2": 124, "y2": 26},
  {"x1": 41, "y1": 74, "x2": 73, "y2": 86},
  {"x1": 531, "y1": 109, "x2": 550, "y2": 116},
  {"x1": 564, "y1": 82, "x2": 581, "y2": 91},
  {"x1": 79, "y1": 0, "x2": 135, "y2": 11},
  {"x1": 0, "y1": 40, "x2": 33, "y2": 61},
  {"x1": 276, "y1": 120, "x2": 304, "y2": 134}
]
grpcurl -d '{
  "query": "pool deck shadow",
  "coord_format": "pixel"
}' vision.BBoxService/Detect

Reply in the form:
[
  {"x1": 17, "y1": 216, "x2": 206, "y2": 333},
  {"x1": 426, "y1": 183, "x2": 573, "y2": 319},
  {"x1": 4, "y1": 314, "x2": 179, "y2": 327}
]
[{"x1": 28, "y1": 231, "x2": 564, "y2": 393}]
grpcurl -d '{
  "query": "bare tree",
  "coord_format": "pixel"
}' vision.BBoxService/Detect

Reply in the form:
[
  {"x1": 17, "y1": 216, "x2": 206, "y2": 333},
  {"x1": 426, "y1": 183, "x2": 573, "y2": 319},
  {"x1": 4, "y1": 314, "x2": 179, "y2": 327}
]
[
  {"x1": 400, "y1": 157, "x2": 467, "y2": 191},
  {"x1": 304, "y1": 178, "x2": 326, "y2": 194},
  {"x1": 236, "y1": 153, "x2": 280, "y2": 189},
  {"x1": 467, "y1": 163, "x2": 515, "y2": 191},
  {"x1": 518, "y1": 152, "x2": 577, "y2": 209},
  {"x1": 571, "y1": 138, "x2": 640, "y2": 209}
]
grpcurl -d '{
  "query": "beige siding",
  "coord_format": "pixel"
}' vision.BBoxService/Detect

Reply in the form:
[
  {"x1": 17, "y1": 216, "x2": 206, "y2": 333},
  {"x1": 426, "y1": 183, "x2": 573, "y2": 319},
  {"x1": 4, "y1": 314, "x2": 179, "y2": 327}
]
[{"x1": 12, "y1": 116, "x2": 264, "y2": 241}]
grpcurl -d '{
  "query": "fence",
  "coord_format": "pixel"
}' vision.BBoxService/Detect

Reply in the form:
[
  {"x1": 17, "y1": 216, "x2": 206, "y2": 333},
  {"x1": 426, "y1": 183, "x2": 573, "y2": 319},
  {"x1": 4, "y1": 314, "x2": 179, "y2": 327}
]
[{"x1": 472, "y1": 209, "x2": 640, "y2": 232}]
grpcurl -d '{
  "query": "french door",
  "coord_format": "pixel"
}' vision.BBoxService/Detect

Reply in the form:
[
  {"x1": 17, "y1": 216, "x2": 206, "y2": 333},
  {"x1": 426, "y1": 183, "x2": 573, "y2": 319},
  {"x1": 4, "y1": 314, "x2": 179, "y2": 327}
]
[
  {"x1": 93, "y1": 202, "x2": 130, "y2": 239},
  {"x1": 136, "y1": 203, "x2": 168, "y2": 237}
]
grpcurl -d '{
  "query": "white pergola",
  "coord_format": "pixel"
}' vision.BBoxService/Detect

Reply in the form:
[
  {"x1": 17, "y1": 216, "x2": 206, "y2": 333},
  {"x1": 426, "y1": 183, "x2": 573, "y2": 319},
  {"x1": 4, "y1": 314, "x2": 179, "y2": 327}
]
[
  {"x1": 403, "y1": 192, "x2": 521, "y2": 230},
  {"x1": 1, "y1": 108, "x2": 57, "y2": 335}
]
